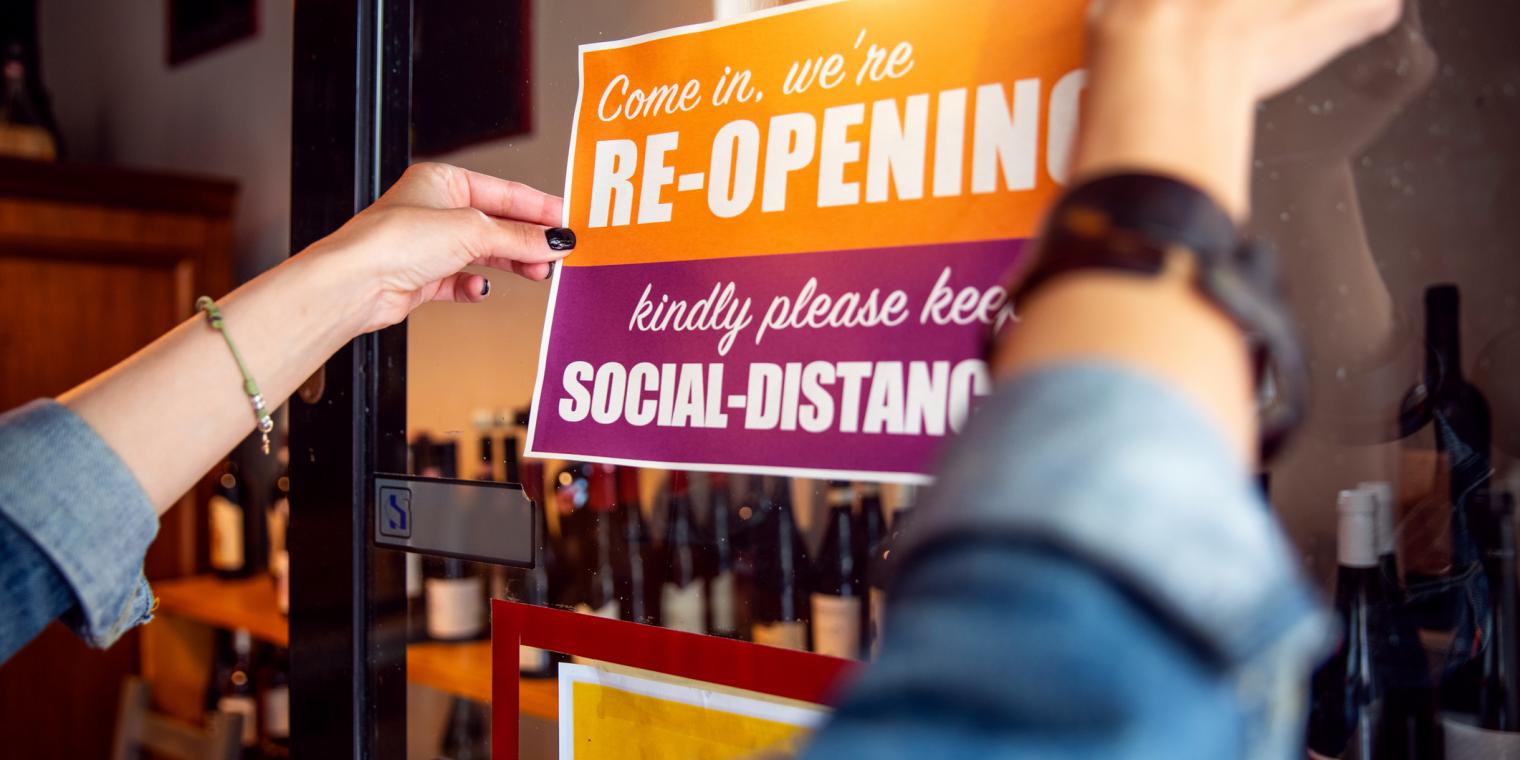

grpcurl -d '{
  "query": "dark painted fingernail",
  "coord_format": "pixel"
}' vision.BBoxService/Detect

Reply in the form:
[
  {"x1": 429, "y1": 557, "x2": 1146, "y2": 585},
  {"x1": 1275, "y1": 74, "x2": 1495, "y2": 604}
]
[
  {"x1": 479, "y1": 278, "x2": 491, "y2": 297},
  {"x1": 546, "y1": 227, "x2": 577, "y2": 251}
]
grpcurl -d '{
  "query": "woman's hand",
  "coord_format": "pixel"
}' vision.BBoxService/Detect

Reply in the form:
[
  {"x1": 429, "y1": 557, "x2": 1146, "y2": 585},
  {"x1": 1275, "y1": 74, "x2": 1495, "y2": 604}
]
[{"x1": 309, "y1": 161, "x2": 573, "y2": 336}]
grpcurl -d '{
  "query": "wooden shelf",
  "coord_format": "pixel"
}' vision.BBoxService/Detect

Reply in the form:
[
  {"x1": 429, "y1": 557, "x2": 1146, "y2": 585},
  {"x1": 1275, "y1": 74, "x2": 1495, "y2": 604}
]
[
  {"x1": 153, "y1": 575, "x2": 288, "y2": 647},
  {"x1": 150, "y1": 575, "x2": 557, "y2": 719},
  {"x1": 407, "y1": 642, "x2": 558, "y2": 719}
]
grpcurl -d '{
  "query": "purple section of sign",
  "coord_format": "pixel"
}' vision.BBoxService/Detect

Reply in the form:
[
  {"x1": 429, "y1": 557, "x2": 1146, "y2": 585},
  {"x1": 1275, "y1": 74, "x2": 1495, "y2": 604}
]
[{"x1": 532, "y1": 239, "x2": 1027, "y2": 477}]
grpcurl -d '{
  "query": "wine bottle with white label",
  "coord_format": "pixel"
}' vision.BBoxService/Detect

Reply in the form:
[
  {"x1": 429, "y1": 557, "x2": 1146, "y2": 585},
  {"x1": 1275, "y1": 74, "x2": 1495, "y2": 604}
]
[
  {"x1": 750, "y1": 476, "x2": 810, "y2": 650},
  {"x1": 422, "y1": 438, "x2": 485, "y2": 642},
  {"x1": 615, "y1": 466, "x2": 657, "y2": 625},
  {"x1": 707, "y1": 473, "x2": 743, "y2": 639},
  {"x1": 1307, "y1": 489, "x2": 1439, "y2": 760},
  {"x1": 425, "y1": 558, "x2": 485, "y2": 641},
  {"x1": 209, "y1": 458, "x2": 268, "y2": 579},
  {"x1": 661, "y1": 472, "x2": 709, "y2": 634},
  {"x1": 810, "y1": 481, "x2": 863, "y2": 659}
]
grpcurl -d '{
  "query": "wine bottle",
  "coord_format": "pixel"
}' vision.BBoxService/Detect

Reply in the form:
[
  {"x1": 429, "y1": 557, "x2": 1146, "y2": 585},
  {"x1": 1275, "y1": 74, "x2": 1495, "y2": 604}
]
[
  {"x1": 1307, "y1": 489, "x2": 1439, "y2": 759},
  {"x1": 512, "y1": 459, "x2": 556, "y2": 678},
  {"x1": 472, "y1": 410, "x2": 496, "y2": 482},
  {"x1": 1402, "y1": 285, "x2": 1494, "y2": 592},
  {"x1": 425, "y1": 558, "x2": 485, "y2": 641},
  {"x1": 867, "y1": 486, "x2": 914, "y2": 658},
  {"x1": 505, "y1": 407, "x2": 529, "y2": 485},
  {"x1": 750, "y1": 477, "x2": 810, "y2": 650},
  {"x1": 405, "y1": 551, "x2": 425, "y2": 643},
  {"x1": 0, "y1": 44, "x2": 58, "y2": 161},
  {"x1": 269, "y1": 448, "x2": 291, "y2": 616},
  {"x1": 707, "y1": 473, "x2": 743, "y2": 639},
  {"x1": 809, "y1": 481, "x2": 863, "y2": 658},
  {"x1": 438, "y1": 698, "x2": 489, "y2": 760},
  {"x1": 210, "y1": 459, "x2": 267, "y2": 579},
  {"x1": 215, "y1": 628, "x2": 260, "y2": 758},
  {"x1": 661, "y1": 472, "x2": 709, "y2": 633},
  {"x1": 1398, "y1": 286, "x2": 1496, "y2": 726},
  {"x1": 552, "y1": 463, "x2": 592, "y2": 610},
  {"x1": 405, "y1": 436, "x2": 434, "y2": 642},
  {"x1": 1476, "y1": 488, "x2": 1519, "y2": 731},
  {"x1": 579, "y1": 464, "x2": 621, "y2": 620},
  {"x1": 614, "y1": 466, "x2": 657, "y2": 625},
  {"x1": 419, "y1": 438, "x2": 485, "y2": 642},
  {"x1": 1359, "y1": 480, "x2": 1400, "y2": 594},
  {"x1": 260, "y1": 647, "x2": 291, "y2": 758},
  {"x1": 857, "y1": 482, "x2": 886, "y2": 653}
]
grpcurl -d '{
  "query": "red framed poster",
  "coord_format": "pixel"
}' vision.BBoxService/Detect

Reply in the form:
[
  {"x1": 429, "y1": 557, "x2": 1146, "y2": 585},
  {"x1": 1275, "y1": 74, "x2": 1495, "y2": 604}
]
[{"x1": 491, "y1": 599, "x2": 859, "y2": 758}]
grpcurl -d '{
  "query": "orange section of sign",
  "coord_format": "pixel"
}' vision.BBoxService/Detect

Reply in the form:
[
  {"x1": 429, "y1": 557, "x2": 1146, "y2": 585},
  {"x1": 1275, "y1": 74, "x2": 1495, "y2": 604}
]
[{"x1": 564, "y1": 0, "x2": 1085, "y2": 267}]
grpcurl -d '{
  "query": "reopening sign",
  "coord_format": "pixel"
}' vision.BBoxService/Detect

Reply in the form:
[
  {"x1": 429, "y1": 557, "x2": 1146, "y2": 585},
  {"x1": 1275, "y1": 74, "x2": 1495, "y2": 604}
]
[{"x1": 527, "y1": 0, "x2": 1084, "y2": 482}]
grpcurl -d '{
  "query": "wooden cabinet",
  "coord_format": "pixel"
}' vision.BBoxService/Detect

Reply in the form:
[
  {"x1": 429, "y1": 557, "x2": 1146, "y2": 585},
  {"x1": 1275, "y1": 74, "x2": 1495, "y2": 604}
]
[{"x1": 0, "y1": 157, "x2": 236, "y2": 759}]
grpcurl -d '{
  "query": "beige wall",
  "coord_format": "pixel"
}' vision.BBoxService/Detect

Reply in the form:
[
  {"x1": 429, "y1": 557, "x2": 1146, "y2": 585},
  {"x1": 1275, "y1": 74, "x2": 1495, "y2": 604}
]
[{"x1": 39, "y1": 0, "x2": 293, "y2": 283}]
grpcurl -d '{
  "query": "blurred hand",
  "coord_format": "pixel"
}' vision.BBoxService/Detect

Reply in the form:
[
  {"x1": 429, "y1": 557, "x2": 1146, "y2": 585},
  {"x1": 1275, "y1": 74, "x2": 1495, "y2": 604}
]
[
  {"x1": 1075, "y1": 0, "x2": 1405, "y2": 217},
  {"x1": 309, "y1": 162, "x2": 571, "y2": 335},
  {"x1": 1088, "y1": 0, "x2": 1404, "y2": 100},
  {"x1": 1255, "y1": 5, "x2": 1437, "y2": 163}
]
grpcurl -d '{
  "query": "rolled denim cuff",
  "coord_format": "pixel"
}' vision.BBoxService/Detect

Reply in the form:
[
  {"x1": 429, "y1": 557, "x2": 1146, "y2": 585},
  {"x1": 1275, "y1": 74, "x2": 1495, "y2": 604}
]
[
  {"x1": 0, "y1": 400, "x2": 159, "y2": 648},
  {"x1": 903, "y1": 363, "x2": 1333, "y2": 668}
]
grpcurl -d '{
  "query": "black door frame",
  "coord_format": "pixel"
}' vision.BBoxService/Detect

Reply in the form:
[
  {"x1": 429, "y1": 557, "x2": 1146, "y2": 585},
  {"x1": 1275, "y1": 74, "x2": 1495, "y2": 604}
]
[{"x1": 288, "y1": 0, "x2": 411, "y2": 756}]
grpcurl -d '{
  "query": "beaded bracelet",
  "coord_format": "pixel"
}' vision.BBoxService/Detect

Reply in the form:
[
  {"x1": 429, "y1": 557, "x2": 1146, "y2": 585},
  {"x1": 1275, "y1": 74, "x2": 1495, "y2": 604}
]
[{"x1": 196, "y1": 296, "x2": 275, "y2": 454}]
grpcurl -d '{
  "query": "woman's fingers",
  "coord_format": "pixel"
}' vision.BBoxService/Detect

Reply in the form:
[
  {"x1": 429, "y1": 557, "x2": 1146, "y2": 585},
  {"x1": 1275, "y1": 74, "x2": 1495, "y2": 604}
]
[
  {"x1": 447, "y1": 207, "x2": 574, "y2": 266},
  {"x1": 461, "y1": 168, "x2": 565, "y2": 227},
  {"x1": 386, "y1": 162, "x2": 565, "y2": 226},
  {"x1": 428, "y1": 271, "x2": 492, "y2": 304},
  {"x1": 464, "y1": 254, "x2": 555, "y2": 281}
]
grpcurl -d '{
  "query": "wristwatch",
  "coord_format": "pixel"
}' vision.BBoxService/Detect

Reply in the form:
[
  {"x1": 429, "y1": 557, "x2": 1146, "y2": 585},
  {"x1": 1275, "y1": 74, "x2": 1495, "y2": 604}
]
[{"x1": 997, "y1": 173, "x2": 1307, "y2": 461}]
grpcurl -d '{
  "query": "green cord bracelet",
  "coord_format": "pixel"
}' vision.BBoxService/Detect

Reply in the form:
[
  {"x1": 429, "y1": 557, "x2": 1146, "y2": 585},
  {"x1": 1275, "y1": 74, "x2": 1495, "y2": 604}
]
[{"x1": 196, "y1": 296, "x2": 275, "y2": 454}]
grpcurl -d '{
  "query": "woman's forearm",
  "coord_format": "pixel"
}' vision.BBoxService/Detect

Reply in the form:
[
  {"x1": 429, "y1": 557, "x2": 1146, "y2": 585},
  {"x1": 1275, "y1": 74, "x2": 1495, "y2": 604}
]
[
  {"x1": 60, "y1": 247, "x2": 366, "y2": 513},
  {"x1": 995, "y1": 9, "x2": 1260, "y2": 460},
  {"x1": 996, "y1": 0, "x2": 1400, "y2": 462},
  {"x1": 56, "y1": 163, "x2": 567, "y2": 515}
]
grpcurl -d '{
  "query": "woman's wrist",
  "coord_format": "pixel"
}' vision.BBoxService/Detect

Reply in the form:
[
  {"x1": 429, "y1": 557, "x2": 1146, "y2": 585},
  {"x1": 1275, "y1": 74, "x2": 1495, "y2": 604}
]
[{"x1": 286, "y1": 238, "x2": 390, "y2": 344}]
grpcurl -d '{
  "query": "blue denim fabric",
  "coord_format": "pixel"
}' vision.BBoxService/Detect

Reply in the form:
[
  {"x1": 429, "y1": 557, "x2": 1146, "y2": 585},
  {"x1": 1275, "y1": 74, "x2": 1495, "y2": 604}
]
[
  {"x1": 806, "y1": 364, "x2": 1334, "y2": 759},
  {"x1": 0, "y1": 509, "x2": 78, "y2": 662},
  {"x1": 0, "y1": 400, "x2": 157, "y2": 660}
]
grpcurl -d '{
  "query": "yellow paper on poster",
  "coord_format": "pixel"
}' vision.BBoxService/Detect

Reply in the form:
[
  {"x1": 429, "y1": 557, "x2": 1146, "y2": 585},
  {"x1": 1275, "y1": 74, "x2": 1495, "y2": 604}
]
[
  {"x1": 571, "y1": 682, "x2": 807, "y2": 759},
  {"x1": 558, "y1": 664, "x2": 830, "y2": 759}
]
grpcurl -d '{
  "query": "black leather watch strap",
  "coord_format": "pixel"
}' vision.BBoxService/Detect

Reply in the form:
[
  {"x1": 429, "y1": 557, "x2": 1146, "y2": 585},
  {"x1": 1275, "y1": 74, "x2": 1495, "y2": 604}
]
[{"x1": 999, "y1": 173, "x2": 1306, "y2": 461}]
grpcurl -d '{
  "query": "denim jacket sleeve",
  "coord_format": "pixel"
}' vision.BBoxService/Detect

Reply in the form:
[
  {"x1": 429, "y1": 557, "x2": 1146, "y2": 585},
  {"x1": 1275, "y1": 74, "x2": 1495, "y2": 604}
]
[
  {"x1": 805, "y1": 363, "x2": 1333, "y2": 760},
  {"x1": 0, "y1": 400, "x2": 158, "y2": 661}
]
